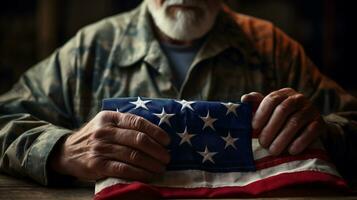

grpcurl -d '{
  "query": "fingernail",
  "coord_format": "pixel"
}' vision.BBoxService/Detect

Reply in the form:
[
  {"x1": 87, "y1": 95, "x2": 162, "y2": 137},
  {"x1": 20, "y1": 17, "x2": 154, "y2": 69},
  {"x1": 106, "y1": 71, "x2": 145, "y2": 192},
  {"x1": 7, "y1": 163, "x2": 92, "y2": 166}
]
[
  {"x1": 259, "y1": 135, "x2": 267, "y2": 147},
  {"x1": 269, "y1": 144, "x2": 279, "y2": 156}
]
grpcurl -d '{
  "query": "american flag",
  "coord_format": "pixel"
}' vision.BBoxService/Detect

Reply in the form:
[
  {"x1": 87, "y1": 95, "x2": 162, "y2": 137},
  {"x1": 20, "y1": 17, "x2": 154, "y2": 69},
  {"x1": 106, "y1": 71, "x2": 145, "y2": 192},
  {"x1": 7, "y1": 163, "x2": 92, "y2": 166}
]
[{"x1": 94, "y1": 97, "x2": 347, "y2": 199}]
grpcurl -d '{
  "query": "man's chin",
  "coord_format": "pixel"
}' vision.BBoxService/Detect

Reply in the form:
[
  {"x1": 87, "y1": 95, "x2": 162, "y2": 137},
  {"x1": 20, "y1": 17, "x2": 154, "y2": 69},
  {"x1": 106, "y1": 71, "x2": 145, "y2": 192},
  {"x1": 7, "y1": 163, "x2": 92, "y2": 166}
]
[{"x1": 148, "y1": 5, "x2": 217, "y2": 42}]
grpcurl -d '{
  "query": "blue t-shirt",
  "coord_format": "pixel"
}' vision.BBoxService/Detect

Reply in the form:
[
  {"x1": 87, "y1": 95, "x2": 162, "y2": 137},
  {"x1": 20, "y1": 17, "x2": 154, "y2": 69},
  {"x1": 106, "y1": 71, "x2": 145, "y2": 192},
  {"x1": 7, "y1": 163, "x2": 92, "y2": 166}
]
[{"x1": 160, "y1": 39, "x2": 205, "y2": 90}]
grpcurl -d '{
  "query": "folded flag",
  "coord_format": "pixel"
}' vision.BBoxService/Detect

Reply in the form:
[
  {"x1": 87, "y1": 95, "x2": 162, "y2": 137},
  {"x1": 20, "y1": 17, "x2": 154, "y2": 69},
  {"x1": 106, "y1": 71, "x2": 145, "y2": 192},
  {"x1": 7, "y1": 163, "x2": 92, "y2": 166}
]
[{"x1": 94, "y1": 97, "x2": 347, "y2": 199}]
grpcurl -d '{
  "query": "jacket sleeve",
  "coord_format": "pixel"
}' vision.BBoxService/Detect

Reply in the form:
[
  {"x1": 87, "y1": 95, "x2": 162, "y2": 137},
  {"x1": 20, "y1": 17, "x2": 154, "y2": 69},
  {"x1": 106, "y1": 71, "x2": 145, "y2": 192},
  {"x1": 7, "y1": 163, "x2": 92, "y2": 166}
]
[
  {"x1": 0, "y1": 36, "x2": 80, "y2": 185},
  {"x1": 272, "y1": 27, "x2": 357, "y2": 179}
]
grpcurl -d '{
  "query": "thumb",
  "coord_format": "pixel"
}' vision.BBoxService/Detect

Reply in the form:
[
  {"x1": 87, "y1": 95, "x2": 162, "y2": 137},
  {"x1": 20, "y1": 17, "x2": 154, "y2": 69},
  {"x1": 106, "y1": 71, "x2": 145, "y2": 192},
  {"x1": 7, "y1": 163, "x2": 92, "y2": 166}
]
[{"x1": 241, "y1": 92, "x2": 264, "y2": 114}]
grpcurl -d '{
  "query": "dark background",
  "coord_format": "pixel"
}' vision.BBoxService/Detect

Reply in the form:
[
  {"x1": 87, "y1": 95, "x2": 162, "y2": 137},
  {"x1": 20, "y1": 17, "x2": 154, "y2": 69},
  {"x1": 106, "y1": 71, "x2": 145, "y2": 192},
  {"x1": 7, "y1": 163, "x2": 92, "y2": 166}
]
[{"x1": 0, "y1": 0, "x2": 356, "y2": 95}]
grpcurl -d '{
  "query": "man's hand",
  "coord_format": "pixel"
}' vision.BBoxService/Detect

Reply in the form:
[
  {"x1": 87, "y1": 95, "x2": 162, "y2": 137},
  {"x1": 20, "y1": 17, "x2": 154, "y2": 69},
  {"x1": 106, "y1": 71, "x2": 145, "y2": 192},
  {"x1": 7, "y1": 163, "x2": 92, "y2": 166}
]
[
  {"x1": 241, "y1": 88, "x2": 327, "y2": 156},
  {"x1": 50, "y1": 111, "x2": 171, "y2": 182}
]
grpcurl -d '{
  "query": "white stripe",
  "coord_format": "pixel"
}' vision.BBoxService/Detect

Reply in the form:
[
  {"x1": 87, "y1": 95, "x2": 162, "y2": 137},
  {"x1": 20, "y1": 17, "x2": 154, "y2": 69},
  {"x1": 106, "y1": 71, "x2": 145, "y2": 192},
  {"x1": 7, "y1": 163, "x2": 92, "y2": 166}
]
[
  {"x1": 95, "y1": 139, "x2": 326, "y2": 193},
  {"x1": 95, "y1": 158, "x2": 339, "y2": 194},
  {"x1": 252, "y1": 139, "x2": 270, "y2": 160}
]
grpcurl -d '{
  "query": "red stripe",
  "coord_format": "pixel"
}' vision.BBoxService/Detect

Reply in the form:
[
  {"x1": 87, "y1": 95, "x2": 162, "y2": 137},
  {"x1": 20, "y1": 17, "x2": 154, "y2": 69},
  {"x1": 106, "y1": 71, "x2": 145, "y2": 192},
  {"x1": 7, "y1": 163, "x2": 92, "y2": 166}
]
[
  {"x1": 255, "y1": 149, "x2": 332, "y2": 170},
  {"x1": 94, "y1": 171, "x2": 347, "y2": 199}
]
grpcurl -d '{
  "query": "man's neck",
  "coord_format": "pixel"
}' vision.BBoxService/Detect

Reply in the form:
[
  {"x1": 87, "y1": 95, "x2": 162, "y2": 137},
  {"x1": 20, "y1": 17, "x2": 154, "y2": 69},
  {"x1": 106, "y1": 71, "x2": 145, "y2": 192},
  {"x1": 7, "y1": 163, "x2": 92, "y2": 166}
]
[{"x1": 152, "y1": 22, "x2": 200, "y2": 47}]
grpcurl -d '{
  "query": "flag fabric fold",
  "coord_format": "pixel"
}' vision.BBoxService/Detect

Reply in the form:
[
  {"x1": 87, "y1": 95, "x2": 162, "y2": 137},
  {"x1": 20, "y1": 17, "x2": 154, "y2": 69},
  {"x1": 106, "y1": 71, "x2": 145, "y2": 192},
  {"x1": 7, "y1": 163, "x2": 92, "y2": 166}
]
[{"x1": 94, "y1": 97, "x2": 347, "y2": 199}]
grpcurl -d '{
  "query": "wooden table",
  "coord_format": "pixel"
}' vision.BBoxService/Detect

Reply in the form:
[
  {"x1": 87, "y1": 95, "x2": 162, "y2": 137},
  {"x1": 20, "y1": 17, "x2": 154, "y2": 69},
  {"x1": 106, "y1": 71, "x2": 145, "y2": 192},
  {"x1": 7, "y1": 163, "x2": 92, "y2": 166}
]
[
  {"x1": 0, "y1": 174, "x2": 93, "y2": 200},
  {"x1": 1, "y1": 174, "x2": 357, "y2": 200}
]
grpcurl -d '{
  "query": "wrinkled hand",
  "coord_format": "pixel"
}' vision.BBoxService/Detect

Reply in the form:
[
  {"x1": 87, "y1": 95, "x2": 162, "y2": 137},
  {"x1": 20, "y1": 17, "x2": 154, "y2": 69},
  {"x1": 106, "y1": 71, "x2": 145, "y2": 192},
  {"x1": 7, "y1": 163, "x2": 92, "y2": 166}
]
[
  {"x1": 50, "y1": 111, "x2": 171, "y2": 181},
  {"x1": 241, "y1": 88, "x2": 326, "y2": 156}
]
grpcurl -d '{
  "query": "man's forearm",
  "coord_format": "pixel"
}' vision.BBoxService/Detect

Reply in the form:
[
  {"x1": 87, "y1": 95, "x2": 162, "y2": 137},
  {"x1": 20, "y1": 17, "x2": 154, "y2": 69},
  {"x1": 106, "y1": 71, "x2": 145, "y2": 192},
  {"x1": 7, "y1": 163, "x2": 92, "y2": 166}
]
[{"x1": 0, "y1": 113, "x2": 72, "y2": 185}]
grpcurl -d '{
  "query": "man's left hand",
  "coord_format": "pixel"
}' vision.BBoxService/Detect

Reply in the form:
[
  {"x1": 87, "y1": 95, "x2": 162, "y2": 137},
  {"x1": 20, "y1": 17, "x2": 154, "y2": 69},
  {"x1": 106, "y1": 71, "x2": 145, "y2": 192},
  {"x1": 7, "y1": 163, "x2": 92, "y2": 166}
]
[{"x1": 241, "y1": 88, "x2": 327, "y2": 156}]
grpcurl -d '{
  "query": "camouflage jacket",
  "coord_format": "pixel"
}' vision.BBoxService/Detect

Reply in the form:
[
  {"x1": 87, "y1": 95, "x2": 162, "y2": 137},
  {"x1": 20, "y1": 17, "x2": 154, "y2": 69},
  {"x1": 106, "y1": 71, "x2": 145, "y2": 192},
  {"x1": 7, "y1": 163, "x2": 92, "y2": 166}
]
[{"x1": 1, "y1": 2, "x2": 356, "y2": 185}]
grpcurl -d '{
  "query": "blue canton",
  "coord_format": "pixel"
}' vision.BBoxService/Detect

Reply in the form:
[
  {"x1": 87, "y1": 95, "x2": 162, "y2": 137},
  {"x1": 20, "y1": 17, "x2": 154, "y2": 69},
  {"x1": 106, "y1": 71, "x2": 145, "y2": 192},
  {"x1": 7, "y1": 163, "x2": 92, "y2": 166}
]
[{"x1": 102, "y1": 97, "x2": 256, "y2": 172}]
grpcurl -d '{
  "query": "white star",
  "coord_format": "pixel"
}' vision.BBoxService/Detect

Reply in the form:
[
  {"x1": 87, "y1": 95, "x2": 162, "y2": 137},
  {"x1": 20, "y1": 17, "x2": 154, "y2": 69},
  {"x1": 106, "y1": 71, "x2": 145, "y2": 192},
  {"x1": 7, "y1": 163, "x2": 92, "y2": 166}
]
[
  {"x1": 221, "y1": 102, "x2": 240, "y2": 116},
  {"x1": 175, "y1": 100, "x2": 195, "y2": 111},
  {"x1": 153, "y1": 108, "x2": 175, "y2": 126},
  {"x1": 200, "y1": 110, "x2": 217, "y2": 130},
  {"x1": 130, "y1": 97, "x2": 151, "y2": 110},
  {"x1": 222, "y1": 132, "x2": 239, "y2": 149},
  {"x1": 177, "y1": 127, "x2": 196, "y2": 146},
  {"x1": 198, "y1": 146, "x2": 218, "y2": 164}
]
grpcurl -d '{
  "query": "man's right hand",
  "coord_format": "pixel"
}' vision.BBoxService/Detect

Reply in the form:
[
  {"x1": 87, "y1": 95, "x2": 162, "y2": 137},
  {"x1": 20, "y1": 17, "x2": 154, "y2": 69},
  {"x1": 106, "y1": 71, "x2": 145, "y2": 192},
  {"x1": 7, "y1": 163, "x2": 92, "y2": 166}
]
[{"x1": 50, "y1": 111, "x2": 171, "y2": 182}]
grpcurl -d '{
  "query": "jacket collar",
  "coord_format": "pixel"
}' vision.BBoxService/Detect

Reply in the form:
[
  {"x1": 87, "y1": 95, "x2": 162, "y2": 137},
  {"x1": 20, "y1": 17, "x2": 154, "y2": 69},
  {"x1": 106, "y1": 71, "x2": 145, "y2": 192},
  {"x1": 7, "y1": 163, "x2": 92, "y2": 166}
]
[
  {"x1": 192, "y1": 5, "x2": 262, "y2": 68},
  {"x1": 114, "y1": 2, "x2": 155, "y2": 67}
]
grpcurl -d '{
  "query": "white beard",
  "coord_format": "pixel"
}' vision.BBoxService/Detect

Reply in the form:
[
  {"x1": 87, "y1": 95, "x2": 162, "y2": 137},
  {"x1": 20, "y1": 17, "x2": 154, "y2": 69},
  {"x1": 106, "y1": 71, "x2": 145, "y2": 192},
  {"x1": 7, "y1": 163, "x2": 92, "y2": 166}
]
[{"x1": 147, "y1": 0, "x2": 220, "y2": 41}]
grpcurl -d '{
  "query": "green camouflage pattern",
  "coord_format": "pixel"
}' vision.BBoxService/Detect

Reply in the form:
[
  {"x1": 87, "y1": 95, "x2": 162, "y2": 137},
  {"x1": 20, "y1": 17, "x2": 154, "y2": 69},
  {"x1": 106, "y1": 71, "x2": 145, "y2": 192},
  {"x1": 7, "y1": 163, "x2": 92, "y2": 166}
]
[{"x1": 1, "y1": 2, "x2": 357, "y2": 185}]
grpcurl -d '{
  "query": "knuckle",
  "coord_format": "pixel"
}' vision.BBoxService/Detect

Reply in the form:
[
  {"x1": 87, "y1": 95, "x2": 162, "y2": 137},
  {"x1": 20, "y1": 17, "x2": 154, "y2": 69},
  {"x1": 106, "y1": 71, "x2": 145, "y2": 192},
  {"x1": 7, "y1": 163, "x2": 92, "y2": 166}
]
[
  {"x1": 92, "y1": 129, "x2": 107, "y2": 140},
  {"x1": 250, "y1": 92, "x2": 263, "y2": 96},
  {"x1": 277, "y1": 94, "x2": 304, "y2": 113},
  {"x1": 128, "y1": 114, "x2": 145, "y2": 128},
  {"x1": 125, "y1": 113, "x2": 136, "y2": 122},
  {"x1": 292, "y1": 93, "x2": 305, "y2": 100},
  {"x1": 292, "y1": 94, "x2": 306, "y2": 106},
  {"x1": 129, "y1": 150, "x2": 140, "y2": 162},
  {"x1": 276, "y1": 103, "x2": 290, "y2": 114},
  {"x1": 135, "y1": 117, "x2": 146, "y2": 128},
  {"x1": 285, "y1": 96, "x2": 297, "y2": 105},
  {"x1": 113, "y1": 163, "x2": 128, "y2": 174},
  {"x1": 266, "y1": 93, "x2": 281, "y2": 106},
  {"x1": 97, "y1": 111, "x2": 110, "y2": 121},
  {"x1": 288, "y1": 116, "x2": 301, "y2": 128},
  {"x1": 96, "y1": 111, "x2": 106, "y2": 118},
  {"x1": 281, "y1": 87, "x2": 296, "y2": 93},
  {"x1": 135, "y1": 132, "x2": 149, "y2": 146}
]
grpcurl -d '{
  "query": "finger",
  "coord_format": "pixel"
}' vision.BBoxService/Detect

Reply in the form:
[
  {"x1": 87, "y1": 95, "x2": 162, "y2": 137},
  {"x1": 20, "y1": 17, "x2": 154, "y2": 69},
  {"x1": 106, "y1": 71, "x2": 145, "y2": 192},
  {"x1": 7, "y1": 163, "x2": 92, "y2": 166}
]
[
  {"x1": 103, "y1": 128, "x2": 171, "y2": 164},
  {"x1": 288, "y1": 120, "x2": 324, "y2": 155},
  {"x1": 259, "y1": 94, "x2": 305, "y2": 148},
  {"x1": 103, "y1": 160, "x2": 154, "y2": 182},
  {"x1": 253, "y1": 88, "x2": 296, "y2": 131},
  {"x1": 268, "y1": 107, "x2": 316, "y2": 155},
  {"x1": 93, "y1": 143, "x2": 166, "y2": 174},
  {"x1": 241, "y1": 92, "x2": 264, "y2": 113},
  {"x1": 115, "y1": 112, "x2": 171, "y2": 146}
]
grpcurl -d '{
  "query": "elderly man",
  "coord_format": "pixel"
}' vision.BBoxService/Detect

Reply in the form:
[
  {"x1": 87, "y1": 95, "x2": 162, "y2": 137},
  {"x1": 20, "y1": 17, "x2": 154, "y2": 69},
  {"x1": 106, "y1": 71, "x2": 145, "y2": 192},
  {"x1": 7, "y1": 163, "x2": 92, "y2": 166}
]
[{"x1": 0, "y1": 0, "x2": 356, "y2": 185}]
